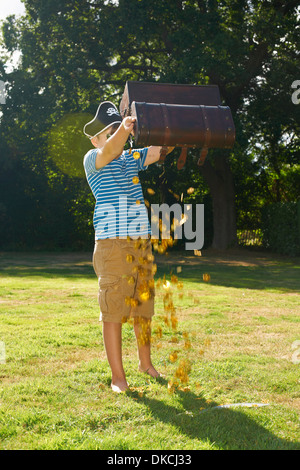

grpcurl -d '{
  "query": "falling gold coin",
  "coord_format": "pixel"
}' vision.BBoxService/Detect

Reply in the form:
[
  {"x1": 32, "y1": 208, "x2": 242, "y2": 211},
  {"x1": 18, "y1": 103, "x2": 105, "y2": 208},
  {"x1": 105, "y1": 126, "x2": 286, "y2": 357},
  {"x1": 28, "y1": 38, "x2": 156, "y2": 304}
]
[
  {"x1": 126, "y1": 254, "x2": 134, "y2": 263},
  {"x1": 136, "y1": 199, "x2": 141, "y2": 205},
  {"x1": 151, "y1": 264, "x2": 157, "y2": 275},
  {"x1": 147, "y1": 188, "x2": 155, "y2": 196},
  {"x1": 168, "y1": 380, "x2": 179, "y2": 394},
  {"x1": 169, "y1": 352, "x2": 178, "y2": 363},
  {"x1": 127, "y1": 276, "x2": 135, "y2": 285},
  {"x1": 132, "y1": 176, "x2": 139, "y2": 184},
  {"x1": 139, "y1": 291, "x2": 151, "y2": 302},
  {"x1": 133, "y1": 152, "x2": 141, "y2": 160},
  {"x1": 203, "y1": 273, "x2": 211, "y2": 282},
  {"x1": 187, "y1": 187, "x2": 195, "y2": 195},
  {"x1": 155, "y1": 326, "x2": 162, "y2": 338},
  {"x1": 171, "y1": 316, "x2": 178, "y2": 330}
]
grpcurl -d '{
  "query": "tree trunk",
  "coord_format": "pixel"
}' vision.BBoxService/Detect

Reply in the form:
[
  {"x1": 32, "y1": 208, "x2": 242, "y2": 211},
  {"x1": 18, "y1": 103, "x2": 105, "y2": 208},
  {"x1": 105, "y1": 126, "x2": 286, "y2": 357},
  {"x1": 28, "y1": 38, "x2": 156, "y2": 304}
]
[{"x1": 200, "y1": 155, "x2": 237, "y2": 250}]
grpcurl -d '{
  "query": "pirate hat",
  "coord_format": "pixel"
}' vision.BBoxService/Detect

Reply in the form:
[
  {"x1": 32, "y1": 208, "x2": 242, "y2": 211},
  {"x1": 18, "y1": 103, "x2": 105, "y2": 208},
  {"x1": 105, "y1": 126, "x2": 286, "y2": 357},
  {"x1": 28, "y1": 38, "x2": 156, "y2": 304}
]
[{"x1": 83, "y1": 101, "x2": 122, "y2": 138}]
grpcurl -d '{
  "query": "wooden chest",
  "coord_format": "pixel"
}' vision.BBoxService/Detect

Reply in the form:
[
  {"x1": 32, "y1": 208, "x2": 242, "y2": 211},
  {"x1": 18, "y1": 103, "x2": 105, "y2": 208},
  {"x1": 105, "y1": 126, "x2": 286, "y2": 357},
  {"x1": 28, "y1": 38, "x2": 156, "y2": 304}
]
[
  {"x1": 120, "y1": 81, "x2": 222, "y2": 116},
  {"x1": 119, "y1": 81, "x2": 235, "y2": 165},
  {"x1": 130, "y1": 101, "x2": 235, "y2": 149}
]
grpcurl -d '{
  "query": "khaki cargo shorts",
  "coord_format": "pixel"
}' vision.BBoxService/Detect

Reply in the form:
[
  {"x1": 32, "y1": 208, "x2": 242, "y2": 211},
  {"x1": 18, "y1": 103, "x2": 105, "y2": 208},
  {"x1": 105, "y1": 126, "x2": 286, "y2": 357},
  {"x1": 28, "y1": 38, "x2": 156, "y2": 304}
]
[{"x1": 93, "y1": 237, "x2": 156, "y2": 323}]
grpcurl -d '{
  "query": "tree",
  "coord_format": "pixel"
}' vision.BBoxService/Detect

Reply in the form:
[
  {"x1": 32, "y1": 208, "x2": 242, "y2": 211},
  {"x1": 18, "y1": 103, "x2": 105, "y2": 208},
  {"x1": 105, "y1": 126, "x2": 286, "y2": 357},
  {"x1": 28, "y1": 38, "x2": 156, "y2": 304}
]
[{"x1": 1, "y1": 0, "x2": 299, "y2": 250}]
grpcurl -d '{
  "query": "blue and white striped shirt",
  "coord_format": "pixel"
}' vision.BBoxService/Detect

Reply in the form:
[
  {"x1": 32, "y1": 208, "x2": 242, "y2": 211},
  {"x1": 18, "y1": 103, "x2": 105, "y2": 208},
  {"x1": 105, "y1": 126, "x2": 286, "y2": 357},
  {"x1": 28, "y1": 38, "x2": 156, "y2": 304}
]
[{"x1": 83, "y1": 147, "x2": 151, "y2": 239}]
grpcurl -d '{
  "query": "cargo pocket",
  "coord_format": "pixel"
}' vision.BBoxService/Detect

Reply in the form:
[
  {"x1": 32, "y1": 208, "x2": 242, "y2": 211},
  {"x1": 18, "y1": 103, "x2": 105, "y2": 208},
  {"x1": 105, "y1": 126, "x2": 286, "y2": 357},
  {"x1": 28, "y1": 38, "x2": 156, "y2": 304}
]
[
  {"x1": 101, "y1": 239, "x2": 116, "y2": 261},
  {"x1": 98, "y1": 275, "x2": 120, "y2": 317}
]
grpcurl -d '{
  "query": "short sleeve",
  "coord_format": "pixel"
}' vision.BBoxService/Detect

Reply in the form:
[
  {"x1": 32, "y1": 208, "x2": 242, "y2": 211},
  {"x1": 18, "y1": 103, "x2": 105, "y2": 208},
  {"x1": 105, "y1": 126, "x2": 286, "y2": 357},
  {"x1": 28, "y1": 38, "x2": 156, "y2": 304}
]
[
  {"x1": 83, "y1": 149, "x2": 99, "y2": 176},
  {"x1": 131, "y1": 147, "x2": 149, "y2": 171}
]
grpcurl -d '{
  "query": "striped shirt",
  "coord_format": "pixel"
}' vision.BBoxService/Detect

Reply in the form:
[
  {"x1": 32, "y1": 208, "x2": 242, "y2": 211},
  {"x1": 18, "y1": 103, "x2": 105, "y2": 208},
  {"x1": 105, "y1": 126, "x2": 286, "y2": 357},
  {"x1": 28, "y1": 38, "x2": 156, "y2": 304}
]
[{"x1": 83, "y1": 147, "x2": 151, "y2": 239}]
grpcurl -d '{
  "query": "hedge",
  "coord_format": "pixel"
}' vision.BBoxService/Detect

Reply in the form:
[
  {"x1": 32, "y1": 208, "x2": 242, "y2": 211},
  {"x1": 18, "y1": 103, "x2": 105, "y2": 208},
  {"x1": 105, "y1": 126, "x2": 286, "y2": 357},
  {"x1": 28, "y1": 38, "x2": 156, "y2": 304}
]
[{"x1": 261, "y1": 201, "x2": 300, "y2": 256}]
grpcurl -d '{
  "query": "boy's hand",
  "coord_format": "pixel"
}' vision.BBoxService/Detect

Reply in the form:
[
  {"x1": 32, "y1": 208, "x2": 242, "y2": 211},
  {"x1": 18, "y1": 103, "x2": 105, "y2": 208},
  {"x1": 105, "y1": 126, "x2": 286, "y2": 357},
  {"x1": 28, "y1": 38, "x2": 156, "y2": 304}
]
[{"x1": 122, "y1": 116, "x2": 136, "y2": 133}]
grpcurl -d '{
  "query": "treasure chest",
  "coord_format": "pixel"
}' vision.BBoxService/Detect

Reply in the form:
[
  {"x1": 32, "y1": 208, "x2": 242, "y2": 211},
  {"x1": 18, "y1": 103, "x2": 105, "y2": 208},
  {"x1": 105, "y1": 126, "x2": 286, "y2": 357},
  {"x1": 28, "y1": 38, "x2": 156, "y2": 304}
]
[{"x1": 120, "y1": 81, "x2": 235, "y2": 167}]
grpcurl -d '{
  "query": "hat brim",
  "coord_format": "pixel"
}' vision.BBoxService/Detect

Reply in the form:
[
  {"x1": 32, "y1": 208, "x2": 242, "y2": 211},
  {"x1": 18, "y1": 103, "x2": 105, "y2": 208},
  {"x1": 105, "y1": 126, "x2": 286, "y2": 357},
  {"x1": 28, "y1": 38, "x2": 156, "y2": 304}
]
[
  {"x1": 84, "y1": 121, "x2": 122, "y2": 139},
  {"x1": 83, "y1": 101, "x2": 122, "y2": 138}
]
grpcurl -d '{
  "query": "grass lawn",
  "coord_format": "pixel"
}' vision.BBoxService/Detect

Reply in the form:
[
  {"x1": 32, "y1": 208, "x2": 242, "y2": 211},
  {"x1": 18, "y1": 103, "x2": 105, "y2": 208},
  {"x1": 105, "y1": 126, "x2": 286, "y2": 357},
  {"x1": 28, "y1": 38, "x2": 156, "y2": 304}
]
[{"x1": 0, "y1": 248, "x2": 299, "y2": 450}]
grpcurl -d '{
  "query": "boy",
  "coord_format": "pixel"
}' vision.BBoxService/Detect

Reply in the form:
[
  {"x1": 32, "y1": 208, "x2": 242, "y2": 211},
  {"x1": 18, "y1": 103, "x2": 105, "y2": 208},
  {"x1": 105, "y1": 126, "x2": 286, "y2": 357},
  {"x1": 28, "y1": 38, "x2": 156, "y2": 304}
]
[{"x1": 83, "y1": 101, "x2": 173, "y2": 392}]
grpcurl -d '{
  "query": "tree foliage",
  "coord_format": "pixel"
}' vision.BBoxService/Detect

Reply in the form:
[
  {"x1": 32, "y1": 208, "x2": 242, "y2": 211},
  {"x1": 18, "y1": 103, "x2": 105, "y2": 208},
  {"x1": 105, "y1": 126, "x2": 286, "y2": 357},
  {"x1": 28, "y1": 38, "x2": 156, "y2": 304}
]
[{"x1": 0, "y1": 0, "x2": 299, "y2": 250}]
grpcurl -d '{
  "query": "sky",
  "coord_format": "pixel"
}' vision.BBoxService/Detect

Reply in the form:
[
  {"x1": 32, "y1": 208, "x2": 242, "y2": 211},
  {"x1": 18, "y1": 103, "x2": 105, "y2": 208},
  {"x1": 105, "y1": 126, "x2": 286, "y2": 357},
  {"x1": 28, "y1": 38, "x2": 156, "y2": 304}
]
[
  {"x1": 0, "y1": 0, "x2": 26, "y2": 21},
  {"x1": 0, "y1": 0, "x2": 26, "y2": 73}
]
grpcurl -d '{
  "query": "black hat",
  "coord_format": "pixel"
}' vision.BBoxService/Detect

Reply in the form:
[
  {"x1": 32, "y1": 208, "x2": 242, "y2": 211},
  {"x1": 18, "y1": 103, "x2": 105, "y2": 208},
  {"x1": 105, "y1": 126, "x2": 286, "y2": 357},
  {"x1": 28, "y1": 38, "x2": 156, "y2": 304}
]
[{"x1": 83, "y1": 101, "x2": 122, "y2": 138}]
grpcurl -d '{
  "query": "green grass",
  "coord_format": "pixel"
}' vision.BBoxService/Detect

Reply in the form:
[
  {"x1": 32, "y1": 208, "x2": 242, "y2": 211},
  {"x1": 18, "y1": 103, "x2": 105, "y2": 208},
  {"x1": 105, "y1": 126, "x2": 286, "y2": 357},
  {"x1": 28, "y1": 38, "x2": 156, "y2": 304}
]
[{"x1": 0, "y1": 249, "x2": 299, "y2": 450}]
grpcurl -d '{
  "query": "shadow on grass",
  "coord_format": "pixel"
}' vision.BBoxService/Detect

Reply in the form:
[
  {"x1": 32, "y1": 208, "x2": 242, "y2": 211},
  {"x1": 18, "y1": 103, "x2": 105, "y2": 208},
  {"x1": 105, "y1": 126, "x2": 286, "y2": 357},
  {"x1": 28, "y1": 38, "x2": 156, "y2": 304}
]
[
  {"x1": 0, "y1": 252, "x2": 96, "y2": 279},
  {"x1": 0, "y1": 251, "x2": 299, "y2": 291},
  {"x1": 128, "y1": 385, "x2": 299, "y2": 450},
  {"x1": 171, "y1": 265, "x2": 299, "y2": 291},
  {"x1": 156, "y1": 255, "x2": 300, "y2": 292}
]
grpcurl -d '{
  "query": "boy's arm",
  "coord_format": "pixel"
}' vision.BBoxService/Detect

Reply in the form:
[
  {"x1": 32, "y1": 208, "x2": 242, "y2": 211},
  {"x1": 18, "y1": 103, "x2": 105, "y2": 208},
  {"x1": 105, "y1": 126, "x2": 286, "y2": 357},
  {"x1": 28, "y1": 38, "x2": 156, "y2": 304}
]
[
  {"x1": 95, "y1": 117, "x2": 135, "y2": 170},
  {"x1": 144, "y1": 146, "x2": 175, "y2": 166}
]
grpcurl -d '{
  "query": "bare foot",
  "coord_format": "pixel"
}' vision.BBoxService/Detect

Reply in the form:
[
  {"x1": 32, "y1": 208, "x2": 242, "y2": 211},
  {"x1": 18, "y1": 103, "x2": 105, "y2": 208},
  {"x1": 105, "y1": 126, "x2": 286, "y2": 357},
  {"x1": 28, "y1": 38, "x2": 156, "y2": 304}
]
[
  {"x1": 111, "y1": 379, "x2": 129, "y2": 393},
  {"x1": 138, "y1": 365, "x2": 163, "y2": 378}
]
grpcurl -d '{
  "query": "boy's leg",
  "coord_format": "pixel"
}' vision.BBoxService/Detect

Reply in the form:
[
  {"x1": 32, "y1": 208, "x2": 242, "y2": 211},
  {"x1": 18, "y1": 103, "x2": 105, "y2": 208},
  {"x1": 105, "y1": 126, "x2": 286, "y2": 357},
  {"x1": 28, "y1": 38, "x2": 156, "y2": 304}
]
[
  {"x1": 134, "y1": 317, "x2": 161, "y2": 378},
  {"x1": 102, "y1": 321, "x2": 129, "y2": 392}
]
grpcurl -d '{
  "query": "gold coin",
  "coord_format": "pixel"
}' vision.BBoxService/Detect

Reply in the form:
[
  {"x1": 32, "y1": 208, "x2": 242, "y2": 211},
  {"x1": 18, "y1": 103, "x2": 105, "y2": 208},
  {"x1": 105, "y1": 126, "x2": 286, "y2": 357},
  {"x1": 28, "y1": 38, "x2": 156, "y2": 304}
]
[
  {"x1": 133, "y1": 152, "x2": 141, "y2": 160},
  {"x1": 132, "y1": 176, "x2": 139, "y2": 184},
  {"x1": 139, "y1": 291, "x2": 151, "y2": 302},
  {"x1": 147, "y1": 188, "x2": 155, "y2": 195},
  {"x1": 127, "y1": 276, "x2": 135, "y2": 285},
  {"x1": 169, "y1": 352, "x2": 178, "y2": 363}
]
